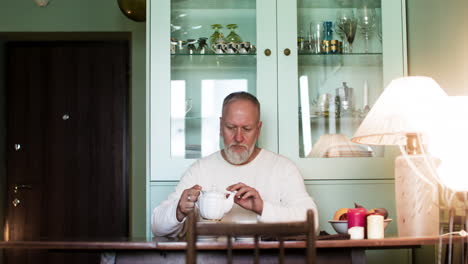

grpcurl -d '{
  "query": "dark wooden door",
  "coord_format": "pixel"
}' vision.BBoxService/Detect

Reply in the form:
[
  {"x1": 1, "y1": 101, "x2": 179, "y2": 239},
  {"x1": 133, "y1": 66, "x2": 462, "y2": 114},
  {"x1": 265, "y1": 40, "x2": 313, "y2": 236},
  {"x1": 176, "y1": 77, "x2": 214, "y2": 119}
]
[{"x1": 5, "y1": 41, "x2": 129, "y2": 264}]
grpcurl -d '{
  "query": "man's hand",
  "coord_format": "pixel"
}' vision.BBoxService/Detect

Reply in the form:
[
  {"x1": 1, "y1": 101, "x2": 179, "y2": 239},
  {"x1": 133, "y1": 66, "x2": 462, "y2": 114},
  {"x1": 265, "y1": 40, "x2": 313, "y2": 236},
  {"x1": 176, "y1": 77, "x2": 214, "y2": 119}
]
[
  {"x1": 227, "y1": 182, "x2": 263, "y2": 215},
  {"x1": 176, "y1": 185, "x2": 202, "y2": 222}
]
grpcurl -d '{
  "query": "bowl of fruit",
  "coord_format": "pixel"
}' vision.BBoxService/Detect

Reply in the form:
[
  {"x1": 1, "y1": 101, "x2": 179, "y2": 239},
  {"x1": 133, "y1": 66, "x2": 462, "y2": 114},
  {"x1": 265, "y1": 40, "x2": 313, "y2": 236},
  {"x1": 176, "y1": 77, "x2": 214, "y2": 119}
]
[{"x1": 328, "y1": 203, "x2": 392, "y2": 235}]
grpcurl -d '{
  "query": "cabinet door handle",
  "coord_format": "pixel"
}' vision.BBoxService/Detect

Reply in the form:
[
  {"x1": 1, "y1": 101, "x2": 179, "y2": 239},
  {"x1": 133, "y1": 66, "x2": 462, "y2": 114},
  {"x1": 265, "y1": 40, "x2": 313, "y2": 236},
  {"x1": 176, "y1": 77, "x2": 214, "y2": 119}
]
[
  {"x1": 264, "y1": 49, "x2": 271, "y2": 56},
  {"x1": 12, "y1": 198, "x2": 20, "y2": 207},
  {"x1": 13, "y1": 184, "x2": 32, "y2": 194},
  {"x1": 284, "y1": 48, "x2": 291, "y2": 56}
]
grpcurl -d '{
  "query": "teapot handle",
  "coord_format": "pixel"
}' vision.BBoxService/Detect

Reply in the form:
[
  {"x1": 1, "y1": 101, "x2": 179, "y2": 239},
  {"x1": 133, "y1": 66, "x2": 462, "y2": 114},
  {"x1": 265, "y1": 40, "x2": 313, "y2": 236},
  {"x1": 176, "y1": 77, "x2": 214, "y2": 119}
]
[{"x1": 225, "y1": 191, "x2": 236, "y2": 198}]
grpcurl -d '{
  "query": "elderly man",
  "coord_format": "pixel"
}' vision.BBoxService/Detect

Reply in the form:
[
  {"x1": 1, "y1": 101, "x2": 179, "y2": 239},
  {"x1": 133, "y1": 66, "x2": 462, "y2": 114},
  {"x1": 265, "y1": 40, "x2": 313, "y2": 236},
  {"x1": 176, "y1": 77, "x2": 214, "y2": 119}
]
[{"x1": 152, "y1": 92, "x2": 318, "y2": 237}]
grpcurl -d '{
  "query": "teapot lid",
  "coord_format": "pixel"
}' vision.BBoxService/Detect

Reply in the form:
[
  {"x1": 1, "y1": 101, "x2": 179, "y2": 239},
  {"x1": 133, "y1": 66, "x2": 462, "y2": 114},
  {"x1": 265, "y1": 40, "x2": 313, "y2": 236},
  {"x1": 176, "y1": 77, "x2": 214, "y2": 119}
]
[
  {"x1": 202, "y1": 184, "x2": 226, "y2": 198},
  {"x1": 203, "y1": 191, "x2": 225, "y2": 198}
]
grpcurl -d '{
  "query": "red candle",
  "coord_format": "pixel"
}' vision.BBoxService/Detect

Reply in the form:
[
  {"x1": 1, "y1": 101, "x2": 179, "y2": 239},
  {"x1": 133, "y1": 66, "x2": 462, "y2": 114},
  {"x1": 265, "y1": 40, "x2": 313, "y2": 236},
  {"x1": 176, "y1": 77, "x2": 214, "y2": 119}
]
[{"x1": 347, "y1": 208, "x2": 367, "y2": 228}]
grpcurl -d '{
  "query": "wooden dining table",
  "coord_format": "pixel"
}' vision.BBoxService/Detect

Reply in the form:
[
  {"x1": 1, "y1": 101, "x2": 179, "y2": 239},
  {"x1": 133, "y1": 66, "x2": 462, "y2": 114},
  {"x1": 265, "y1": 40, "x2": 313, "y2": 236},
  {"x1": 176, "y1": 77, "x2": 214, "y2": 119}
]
[{"x1": 0, "y1": 235, "x2": 465, "y2": 264}]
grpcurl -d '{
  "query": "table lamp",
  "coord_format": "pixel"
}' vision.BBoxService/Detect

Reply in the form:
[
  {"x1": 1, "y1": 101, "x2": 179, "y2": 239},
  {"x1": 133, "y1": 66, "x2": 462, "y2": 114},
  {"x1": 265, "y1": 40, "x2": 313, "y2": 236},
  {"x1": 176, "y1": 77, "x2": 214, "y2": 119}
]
[{"x1": 351, "y1": 76, "x2": 448, "y2": 237}]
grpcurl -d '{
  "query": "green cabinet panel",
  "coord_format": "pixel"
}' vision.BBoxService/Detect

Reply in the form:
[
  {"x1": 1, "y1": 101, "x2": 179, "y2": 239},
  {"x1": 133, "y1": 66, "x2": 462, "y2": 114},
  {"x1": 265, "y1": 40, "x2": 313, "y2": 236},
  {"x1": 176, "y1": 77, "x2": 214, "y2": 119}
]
[
  {"x1": 305, "y1": 179, "x2": 397, "y2": 234},
  {"x1": 149, "y1": 181, "x2": 178, "y2": 218}
]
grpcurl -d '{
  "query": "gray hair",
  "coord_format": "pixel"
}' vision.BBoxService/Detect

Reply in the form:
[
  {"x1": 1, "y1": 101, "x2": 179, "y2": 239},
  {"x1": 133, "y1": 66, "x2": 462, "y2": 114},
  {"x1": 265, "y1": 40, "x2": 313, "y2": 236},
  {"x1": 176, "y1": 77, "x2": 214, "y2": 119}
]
[{"x1": 222, "y1": 92, "x2": 261, "y2": 120}]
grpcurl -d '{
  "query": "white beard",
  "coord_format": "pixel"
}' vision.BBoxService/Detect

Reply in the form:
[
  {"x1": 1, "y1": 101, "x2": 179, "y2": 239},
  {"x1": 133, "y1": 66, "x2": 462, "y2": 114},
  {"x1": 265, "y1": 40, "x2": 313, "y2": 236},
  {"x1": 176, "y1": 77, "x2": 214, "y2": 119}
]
[{"x1": 224, "y1": 143, "x2": 255, "y2": 165}]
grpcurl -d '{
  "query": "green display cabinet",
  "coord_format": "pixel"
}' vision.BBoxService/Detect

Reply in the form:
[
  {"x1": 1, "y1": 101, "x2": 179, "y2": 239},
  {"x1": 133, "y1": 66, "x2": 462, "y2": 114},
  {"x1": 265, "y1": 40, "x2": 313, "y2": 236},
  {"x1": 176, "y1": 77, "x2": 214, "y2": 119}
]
[{"x1": 148, "y1": 1, "x2": 408, "y2": 262}]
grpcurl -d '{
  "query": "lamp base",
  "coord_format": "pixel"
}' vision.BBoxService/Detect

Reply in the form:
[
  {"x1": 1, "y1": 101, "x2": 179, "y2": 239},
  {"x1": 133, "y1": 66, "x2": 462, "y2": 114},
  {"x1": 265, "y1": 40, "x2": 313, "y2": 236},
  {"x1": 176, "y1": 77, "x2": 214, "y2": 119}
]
[{"x1": 395, "y1": 154, "x2": 439, "y2": 237}]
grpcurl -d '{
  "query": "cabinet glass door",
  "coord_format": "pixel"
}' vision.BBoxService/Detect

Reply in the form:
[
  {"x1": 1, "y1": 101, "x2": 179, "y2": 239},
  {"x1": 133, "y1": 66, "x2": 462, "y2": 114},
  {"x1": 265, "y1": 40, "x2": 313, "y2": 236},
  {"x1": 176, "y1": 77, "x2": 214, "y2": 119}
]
[
  {"x1": 150, "y1": 0, "x2": 277, "y2": 180},
  {"x1": 297, "y1": 0, "x2": 383, "y2": 158},
  {"x1": 277, "y1": 0, "x2": 406, "y2": 179},
  {"x1": 170, "y1": 0, "x2": 257, "y2": 159}
]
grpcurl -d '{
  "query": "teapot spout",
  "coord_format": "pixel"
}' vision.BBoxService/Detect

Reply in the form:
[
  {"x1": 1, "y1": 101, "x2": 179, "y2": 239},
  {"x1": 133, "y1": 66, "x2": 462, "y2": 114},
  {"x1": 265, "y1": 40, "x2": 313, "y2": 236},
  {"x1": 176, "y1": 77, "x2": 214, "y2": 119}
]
[{"x1": 224, "y1": 191, "x2": 235, "y2": 214}]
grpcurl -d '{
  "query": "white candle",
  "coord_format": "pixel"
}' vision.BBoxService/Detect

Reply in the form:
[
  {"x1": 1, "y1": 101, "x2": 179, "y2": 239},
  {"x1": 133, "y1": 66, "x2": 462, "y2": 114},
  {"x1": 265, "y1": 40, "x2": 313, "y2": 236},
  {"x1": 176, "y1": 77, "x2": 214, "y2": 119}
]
[
  {"x1": 348, "y1": 226, "x2": 365, "y2": 240},
  {"x1": 367, "y1": 215, "x2": 384, "y2": 239}
]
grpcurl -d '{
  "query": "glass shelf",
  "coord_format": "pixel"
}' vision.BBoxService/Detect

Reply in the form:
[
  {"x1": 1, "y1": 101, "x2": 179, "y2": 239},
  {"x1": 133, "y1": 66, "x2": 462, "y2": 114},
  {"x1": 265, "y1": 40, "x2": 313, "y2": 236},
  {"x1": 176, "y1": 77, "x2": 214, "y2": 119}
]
[
  {"x1": 172, "y1": 0, "x2": 255, "y2": 10},
  {"x1": 171, "y1": 54, "x2": 257, "y2": 70},
  {"x1": 298, "y1": 52, "x2": 382, "y2": 55},
  {"x1": 298, "y1": 53, "x2": 382, "y2": 66},
  {"x1": 171, "y1": 53, "x2": 380, "y2": 67},
  {"x1": 298, "y1": 0, "x2": 381, "y2": 8},
  {"x1": 172, "y1": 53, "x2": 256, "y2": 56}
]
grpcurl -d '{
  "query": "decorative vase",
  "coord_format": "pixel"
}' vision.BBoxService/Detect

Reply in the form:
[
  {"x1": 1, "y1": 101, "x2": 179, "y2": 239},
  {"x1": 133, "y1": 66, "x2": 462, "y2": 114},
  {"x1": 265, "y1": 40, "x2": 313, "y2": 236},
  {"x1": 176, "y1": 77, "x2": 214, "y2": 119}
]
[{"x1": 395, "y1": 154, "x2": 440, "y2": 237}]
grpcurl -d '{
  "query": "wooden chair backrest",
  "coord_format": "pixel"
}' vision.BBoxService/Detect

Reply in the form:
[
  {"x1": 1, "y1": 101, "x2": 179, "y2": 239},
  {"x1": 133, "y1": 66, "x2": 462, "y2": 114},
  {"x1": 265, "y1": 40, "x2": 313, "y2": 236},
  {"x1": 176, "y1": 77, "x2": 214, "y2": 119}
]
[{"x1": 186, "y1": 209, "x2": 316, "y2": 264}]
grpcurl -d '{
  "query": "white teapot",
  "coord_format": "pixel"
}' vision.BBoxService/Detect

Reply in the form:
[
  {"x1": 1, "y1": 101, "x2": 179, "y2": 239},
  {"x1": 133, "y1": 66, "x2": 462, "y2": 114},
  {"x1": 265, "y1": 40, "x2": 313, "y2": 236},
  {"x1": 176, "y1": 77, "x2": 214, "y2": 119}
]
[{"x1": 198, "y1": 189, "x2": 235, "y2": 221}]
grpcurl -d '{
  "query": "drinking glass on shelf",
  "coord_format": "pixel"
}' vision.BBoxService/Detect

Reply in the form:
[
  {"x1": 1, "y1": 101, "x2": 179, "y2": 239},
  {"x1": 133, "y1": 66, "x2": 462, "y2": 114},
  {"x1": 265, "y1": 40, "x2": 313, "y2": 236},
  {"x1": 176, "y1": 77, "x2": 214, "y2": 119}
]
[
  {"x1": 309, "y1": 22, "x2": 324, "y2": 54},
  {"x1": 376, "y1": 11, "x2": 382, "y2": 43},
  {"x1": 209, "y1": 24, "x2": 224, "y2": 48},
  {"x1": 357, "y1": 7, "x2": 377, "y2": 53},
  {"x1": 225, "y1": 24, "x2": 242, "y2": 43},
  {"x1": 185, "y1": 98, "x2": 193, "y2": 115},
  {"x1": 334, "y1": 21, "x2": 345, "y2": 50},
  {"x1": 335, "y1": 9, "x2": 357, "y2": 53}
]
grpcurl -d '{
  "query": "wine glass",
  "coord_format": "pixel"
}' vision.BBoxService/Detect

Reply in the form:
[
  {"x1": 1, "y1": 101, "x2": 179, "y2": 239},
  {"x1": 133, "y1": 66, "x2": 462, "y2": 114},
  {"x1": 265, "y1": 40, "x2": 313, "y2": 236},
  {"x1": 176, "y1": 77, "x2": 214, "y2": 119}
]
[
  {"x1": 225, "y1": 24, "x2": 242, "y2": 43},
  {"x1": 185, "y1": 98, "x2": 193, "y2": 115},
  {"x1": 376, "y1": 10, "x2": 382, "y2": 43},
  {"x1": 335, "y1": 9, "x2": 357, "y2": 53},
  {"x1": 357, "y1": 7, "x2": 377, "y2": 53},
  {"x1": 334, "y1": 18, "x2": 346, "y2": 51},
  {"x1": 209, "y1": 24, "x2": 224, "y2": 48}
]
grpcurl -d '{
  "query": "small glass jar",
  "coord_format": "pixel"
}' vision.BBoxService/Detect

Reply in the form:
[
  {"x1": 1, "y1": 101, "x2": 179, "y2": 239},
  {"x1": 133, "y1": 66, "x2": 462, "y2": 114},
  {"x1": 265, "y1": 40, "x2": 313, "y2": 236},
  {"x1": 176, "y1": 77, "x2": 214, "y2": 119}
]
[
  {"x1": 330, "y1": 40, "x2": 339, "y2": 54},
  {"x1": 186, "y1": 39, "x2": 197, "y2": 54},
  {"x1": 197, "y1": 37, "x2": 208, "y2": 54},
  {"x1": 297, "y1": 36, "x2": 305, "y2": 52},
  {"x1": 322, "y1": 40, "x2": 330, "y2": 54}
]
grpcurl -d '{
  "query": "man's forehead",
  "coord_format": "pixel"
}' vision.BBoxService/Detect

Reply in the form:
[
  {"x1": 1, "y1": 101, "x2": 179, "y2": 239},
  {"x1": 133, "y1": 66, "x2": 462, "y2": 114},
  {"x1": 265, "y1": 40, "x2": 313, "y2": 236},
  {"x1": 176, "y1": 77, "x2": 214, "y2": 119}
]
[
  {"x1": 222, "y1": 119, "x2": 259, "y2": 127},
  {"x1": 222, "y1": 100, "x2": 260, "y2": 119},
  {"x1": 221, "y1": 113, "x2": 260, "y2": 125}
]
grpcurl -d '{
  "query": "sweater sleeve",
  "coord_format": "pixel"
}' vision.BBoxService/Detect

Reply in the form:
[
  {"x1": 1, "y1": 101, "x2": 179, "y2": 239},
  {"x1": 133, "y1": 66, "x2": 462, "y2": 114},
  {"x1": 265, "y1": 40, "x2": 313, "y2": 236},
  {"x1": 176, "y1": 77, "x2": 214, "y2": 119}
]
[
  {"x1": 151, "y1": 162, "x2": 200, "y2": 237},
  {"x1": 257, "y1": 161, "x2": 319, "y2": 232}
]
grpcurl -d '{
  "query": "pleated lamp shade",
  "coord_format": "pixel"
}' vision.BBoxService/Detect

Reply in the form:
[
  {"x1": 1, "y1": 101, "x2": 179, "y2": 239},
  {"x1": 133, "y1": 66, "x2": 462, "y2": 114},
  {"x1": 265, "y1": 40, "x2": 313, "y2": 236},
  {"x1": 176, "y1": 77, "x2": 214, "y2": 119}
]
[{"x1": 351, "y1": 76, "x2": 447, "y2": 146}]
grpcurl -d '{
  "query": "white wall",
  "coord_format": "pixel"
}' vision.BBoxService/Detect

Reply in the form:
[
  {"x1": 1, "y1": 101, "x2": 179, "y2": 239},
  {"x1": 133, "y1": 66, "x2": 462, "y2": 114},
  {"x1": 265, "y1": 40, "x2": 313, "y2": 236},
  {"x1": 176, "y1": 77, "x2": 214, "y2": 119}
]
[{"x1": 407, "y1": 0, "x2": 468, "y2": 95}]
